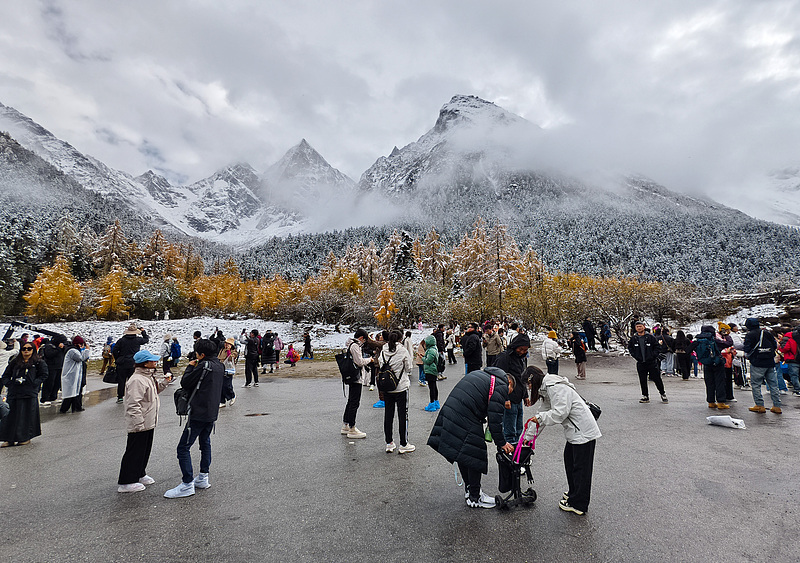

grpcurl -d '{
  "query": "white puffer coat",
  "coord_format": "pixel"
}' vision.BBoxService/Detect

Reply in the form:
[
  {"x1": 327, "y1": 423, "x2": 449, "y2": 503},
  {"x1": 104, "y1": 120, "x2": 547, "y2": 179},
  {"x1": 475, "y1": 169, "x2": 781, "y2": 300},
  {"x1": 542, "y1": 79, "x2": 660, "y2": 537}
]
[{"x1": 525, "y1": 373, "x2": 601, "y2": 445}]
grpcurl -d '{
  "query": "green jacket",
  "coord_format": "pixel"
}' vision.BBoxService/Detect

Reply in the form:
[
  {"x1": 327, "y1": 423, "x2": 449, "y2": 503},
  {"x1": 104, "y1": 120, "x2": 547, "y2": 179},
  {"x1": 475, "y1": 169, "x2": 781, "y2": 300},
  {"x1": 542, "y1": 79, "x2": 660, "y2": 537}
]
[{"x1": 423, "y1": 335, "x2": 439, "y2": 376}]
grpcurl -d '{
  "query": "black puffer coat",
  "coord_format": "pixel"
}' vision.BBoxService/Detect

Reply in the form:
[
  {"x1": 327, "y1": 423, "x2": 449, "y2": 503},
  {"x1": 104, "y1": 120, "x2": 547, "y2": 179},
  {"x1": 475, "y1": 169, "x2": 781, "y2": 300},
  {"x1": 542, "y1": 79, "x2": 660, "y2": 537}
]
[
  {"x1": 427, "y1": 367, "x2": 509, "y2": 474},
  {"x1": 113, "y1": 331, "x2": 150, "y2": 371},
  {"x1": 181, "y1": 356, "x2": 224, "y2": 423},
  {"x1": 492, "y1": 334, "x2": 530, "y2": 404},
  {"x1": 1, "y1": 359, "x2": 48, "y2": 399}
]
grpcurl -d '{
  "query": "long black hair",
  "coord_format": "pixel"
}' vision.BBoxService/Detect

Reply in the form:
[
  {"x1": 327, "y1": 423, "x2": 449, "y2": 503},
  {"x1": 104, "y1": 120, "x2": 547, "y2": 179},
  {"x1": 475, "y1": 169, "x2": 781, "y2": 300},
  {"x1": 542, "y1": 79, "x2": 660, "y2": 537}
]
[
  {"x1": 388, "y1": 330, "x2": 402, "y2": 352},
  {"x1": 523, "y1": 365, "x2": 546, "y2": 404},
  {"x1": 14, "y1": 342, "x2": 41, "y2": 366}
]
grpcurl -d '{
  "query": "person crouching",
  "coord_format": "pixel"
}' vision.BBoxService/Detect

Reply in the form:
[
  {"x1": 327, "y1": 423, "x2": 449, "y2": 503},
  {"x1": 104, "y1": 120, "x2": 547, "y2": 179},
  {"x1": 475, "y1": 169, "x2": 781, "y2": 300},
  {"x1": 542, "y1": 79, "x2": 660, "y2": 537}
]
[{"x1": 117, "y1": 350, "x2": 172, "y2": 493}]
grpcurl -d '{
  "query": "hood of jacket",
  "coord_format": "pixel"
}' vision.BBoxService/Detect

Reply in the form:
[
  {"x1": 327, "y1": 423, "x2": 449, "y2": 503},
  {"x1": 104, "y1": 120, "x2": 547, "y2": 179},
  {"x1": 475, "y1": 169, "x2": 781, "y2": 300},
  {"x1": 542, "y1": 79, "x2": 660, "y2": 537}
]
[
  {"x1": 700, "y1": 325, "x2": 716, "y2": 336},
  {"x1": 744, "y1": 318, "x2": 760, "y2": 330},
  {"x1": 424, "y1": 335, "x2": 437, "y2": 349},
  {"x1": 507, "y1": 333, "x2": 531, "y2": 352}
]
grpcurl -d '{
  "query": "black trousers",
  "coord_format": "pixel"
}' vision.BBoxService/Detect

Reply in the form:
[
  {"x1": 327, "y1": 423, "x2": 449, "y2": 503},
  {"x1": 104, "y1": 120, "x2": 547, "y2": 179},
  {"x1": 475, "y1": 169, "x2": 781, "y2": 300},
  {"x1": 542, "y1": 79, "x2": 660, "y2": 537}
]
[
  {"x1": 676, "y1": 352, "x2": 692, "y2": 379},
  {"x1": 221, "y1": 375, "x2": 235, "y2": 402},
  {"x1": 703, "y1": 363, "x2": 727, "y2": 403},
  {"x1": 724, "y1": 366, "x2": 735, "y2": 401},
  {"x1": 59, "y1": 394, "x2": 83, "y2": 413},
  {"x1": 383, "y1": 390, "x2": 408, "y2": 446},
  {"x1": 636, "y1": 360, "x2": 664, "y2": 397},
  {"x1": 40, "y1": 368, "x2": 61, "y2": 403},
  {"x1": 425, "y1": 372, "x2": 438, "y2": 402},
  {"x1": 343, "y1": 382, "x2": 362, "y2": 426},
  {"x1": 245, "y1": 357, "x2": 259, "y2": 384},
  {"x1": 564, "y1": 440, "x2": 596, "y2": 512},
  {"x1": 486, "y1": 354, "x2": 497, "y2": 367},
  {"x1": 118, "y1": 429, "x2": 154, "y2": 484},
  {"x1": 458, "y1": 462, "x2": 483, "y2": 501},
  {"x1": 466, "y1": 362, "x2": 482, "y2": 374},
  {"x1": 117, "y1": 366, "x2": 134, "y2": 399},
  {"x1": 447, "y1": 349, "x2": 457, "y2": 364}
]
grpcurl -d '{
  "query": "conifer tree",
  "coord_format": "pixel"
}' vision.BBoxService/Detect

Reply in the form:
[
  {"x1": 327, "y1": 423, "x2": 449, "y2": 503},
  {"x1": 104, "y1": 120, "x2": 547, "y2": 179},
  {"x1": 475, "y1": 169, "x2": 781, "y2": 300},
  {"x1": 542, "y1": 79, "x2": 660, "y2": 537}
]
[
  {"x1": 374, "y1": 280, "x2": 398, "y2": 328},
  {"x1": 94, "y1": 266, "x2": 128, "y2": 319},
  {"x1": 92, "y1": 220, "x2": 134, "y2": 275}
]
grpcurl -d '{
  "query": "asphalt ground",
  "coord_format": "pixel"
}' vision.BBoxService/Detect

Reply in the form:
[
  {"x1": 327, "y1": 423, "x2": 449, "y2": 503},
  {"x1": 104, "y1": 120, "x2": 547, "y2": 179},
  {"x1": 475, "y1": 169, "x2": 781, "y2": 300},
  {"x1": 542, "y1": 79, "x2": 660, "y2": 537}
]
[{"x1": 1, "y1": 352, "x2": 799, "y2": 563}]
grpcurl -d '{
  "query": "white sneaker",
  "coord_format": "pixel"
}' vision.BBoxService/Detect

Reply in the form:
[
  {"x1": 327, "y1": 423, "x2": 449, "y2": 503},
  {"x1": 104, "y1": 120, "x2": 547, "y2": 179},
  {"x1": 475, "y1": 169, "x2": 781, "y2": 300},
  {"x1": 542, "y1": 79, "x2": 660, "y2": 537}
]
[
  {"x1": 219, "y1": 402, "x2": 227, "y2": 408},
  {"x1": 254, "y1": 382, "x2": 259, "y2": 387},
  {"x1": 139, "y1": 475, "x2": 155, "y2": 485},
  {"x1": 341, "y1": 424, "x2": 351, "y2": 435},
  {"x1": 346, "y1": 427, "x2": 367, "y2": 439},
  {"x1": 242, "y1": 383, "x2": 251, "y2": 388},
  {"x1": 42, "y1": 401, "x2": 52, "y2": 406},
  {"x1": 466, "y1": 492, "x2": 496, "y2": 509},
  {"x1": 369, "y1": 385, "x2": 375, "y2": 391},
  {"x1": 228, "y1": 397, "x2": 236, "y2": 406},
  {"x1": 164, "y1": 481, "x2": 195, "y2": 498},
  {"x1": 780, "y1": 389, "x2": 788, "y2": 395},
  {"x1": 193, "y1": 473, "x2": 210, "y2": 489},
  {"x1": 398, "y1": 443, "x2": 416, "y2": 454},
  {"x1": 118, "y1": 483, "x2": 146, "y2": 493},
  {"x1": 385, "y1": 442, "x2": 396, "y2": 453}
]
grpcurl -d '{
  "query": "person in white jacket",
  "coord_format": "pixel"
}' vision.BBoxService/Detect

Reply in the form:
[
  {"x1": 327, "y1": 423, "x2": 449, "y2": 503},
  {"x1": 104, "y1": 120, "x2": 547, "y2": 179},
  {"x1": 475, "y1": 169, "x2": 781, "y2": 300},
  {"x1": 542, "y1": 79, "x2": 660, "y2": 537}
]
[
  {"x1": 541, "y1": 331, "x2": 563, "y2": 374},
  {"x1": 341, "y1": 329, "x2": 374, "y2": 439},
  {"x1": 379, "y1": 330, "x2": 415, "y2": 453},
  {"x1": 524, "y1": 367, "x2": 601, "y2": 516}
]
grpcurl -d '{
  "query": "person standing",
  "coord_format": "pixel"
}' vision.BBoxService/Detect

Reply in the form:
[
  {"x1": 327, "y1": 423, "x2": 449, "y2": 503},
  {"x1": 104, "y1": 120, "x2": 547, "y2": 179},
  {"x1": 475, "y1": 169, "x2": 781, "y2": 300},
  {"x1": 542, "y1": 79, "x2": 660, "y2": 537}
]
[
  {"x1": 460, "y1": 323, "x2": 483, "y2": 374},
  {"x1": 341, "y1": 329, "x2": 374, "y2": 439},
  {"x1": 427, "y1": 367, "x2": 514, "y2": 509},
  {"x1": 243, "y1": 329, "x2": 260, "y2": 387},
  {"x1": 778, "y1": 329, "x2": 800, "y2": 397},
  {"x1": 674, "y1": 330, "x2": 692, "y2": 380},
  {"x1": 483, "y1": 326, "x2": 503, "y2": 367},
  {"x1": 117, "y1": 350, "x2": 171, "y2": 493},
  {"x1": 273, "y1": 334, "x2": 284, "y2": 371},
  {"x1": 582, "y1": 318, "x2": 598, "y2": 351},
  {"x1": 627, "y1": 321, "x2": 668, "y2": 404},
  {"x1": 59, "y1": 336, "x2": 90, "y2": 413},
  {"x1": 380, "y1": 330, "x2": 415, "y2": 454},
  {"x1": 261, "y1": 331, "x2": 275, "y2": 374},
  {"x1": 526, "y1": 367, "x2": 601, "y2": 516},
  {"x1": 0, "y1": 342, "x2": 47, "y2": 447},
  {"x1": 743, "y1": 318, "x2": 782, "y2": 414},
  {"x1": 599, "y1": 322, "x2": 612, "y2": 352},
  {"x1": 445, "y1": 330, "x2": 457, "y2": 365},
  {"x1": 302, "y1": 332, "x2": 313, "y2": 359},
  {"x1": 218, "y1": 338, "x2": 238, "y2": 407},
  {"x1": 658, "y1": 327, "x2": 676, "y2": 377},
  {"x1": 164, "y1": 339, "x2": 224, "y2": 498},
  {"x1": 690, "y1": 325, "x2": 728, "y2": 409},
  {"x1": 414, "y1": 339, "x2": 427, "y2": 386},
  {"x1": 40, "y1": 334, "x2": 67, "y2": 406},
  {"x1": 160, "y1": 333, "x2": 173, "y2": 376},
  {"x1": 113, "y1": 324, "x2": 149, "y2": 404},
  {"x1": 569, "y1": 331, "x2": 588, "y2": 380},
  {"x1": 100, "y1": 337, "x2": 114, "y2": 376},
  {"x1": 423, "y1": 335, "x2": 440, "y2": 411},
  {"x1": 493, "y1": 333, "x2": 531, "y2": 444},
  {"x1": 542, "y1": 331, "x2": 562, "y2": 375}
]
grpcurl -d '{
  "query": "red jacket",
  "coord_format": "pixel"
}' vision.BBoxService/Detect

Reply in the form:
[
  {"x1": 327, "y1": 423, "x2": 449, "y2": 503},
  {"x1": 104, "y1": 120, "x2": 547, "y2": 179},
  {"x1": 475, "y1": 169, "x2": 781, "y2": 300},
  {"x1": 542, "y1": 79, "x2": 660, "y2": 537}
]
[{"x1": 779, "y1": 333, "x2": 798, "y2": 362}]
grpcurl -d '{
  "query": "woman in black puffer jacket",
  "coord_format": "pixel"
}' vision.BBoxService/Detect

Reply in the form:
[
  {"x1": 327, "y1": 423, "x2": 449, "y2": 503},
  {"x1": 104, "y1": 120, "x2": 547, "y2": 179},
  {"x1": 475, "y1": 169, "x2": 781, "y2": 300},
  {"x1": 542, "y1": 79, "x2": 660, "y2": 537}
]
[{"x1": 427, "y1": 366, "x2": 514, "y2": 509}]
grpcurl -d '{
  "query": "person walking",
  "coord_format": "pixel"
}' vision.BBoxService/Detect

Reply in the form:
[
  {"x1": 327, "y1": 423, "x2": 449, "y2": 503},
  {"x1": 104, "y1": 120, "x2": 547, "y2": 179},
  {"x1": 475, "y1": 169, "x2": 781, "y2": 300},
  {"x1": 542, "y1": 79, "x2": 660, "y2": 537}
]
[
  {"x1": 113, "y1": 324, "x2": 149, "y2": 404},
  {"x1": 59, "y1": 336, "x2": 90, "y2": 413},
  {"x1": 628, "y1": 321, "x2": 668, "y2": 404},
  {"x1": 427, "y1": 367, "x2": 514, "y2": 509},
  {"x1": 743, "y1": 318, "x2": 782, "y2": 414},
  {"x1": 569, "y1": 331, "x2": 587, "y2": 380},
  {"x1": 164, "y1": 339, "x2": 224, "y2": 498},
  {"x1": 243, "y1": 329, "x2": 260, "y2": 387},
  {"x1": 117, "y1": 350, "x2": 171, "y2": 493},
  {"x1": 341, "y1": 329, "x2": 374, "y2": 439},
  {"x1": 380, "y1": 330, "x2": 415, "y2": 454},
  {"x1": 218, "y1": 337, "x2": 238, "y2": 407},
  {"x1": 301, "y1": 332, "x2": 313, "y2": 359},
  {"x1": 40, "y1": 334, "x2": 67, "y2": 405},
  {"x1": 542, "y1": 331, "x2": 562, "y2": 375},
  {"x1": 525, "y1": 366, "x2": 601, "y2": 516},
  {"x1": 423, "y1": 335, "x2": 441, "y2": 411},
  {"x1": 160, "y1": 333, "x2": 173, "y2": 376},
  {"x1": 0, "y1": 342, "x2": 47, "y2": 447}
]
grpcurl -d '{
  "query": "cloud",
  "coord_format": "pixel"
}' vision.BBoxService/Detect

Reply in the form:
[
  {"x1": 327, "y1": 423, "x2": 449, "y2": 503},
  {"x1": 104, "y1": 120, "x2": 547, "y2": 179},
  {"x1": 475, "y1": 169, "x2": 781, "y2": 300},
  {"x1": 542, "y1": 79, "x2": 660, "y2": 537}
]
[{"x1": 0, "y1": 0, "x2": 799, "y2": 223}]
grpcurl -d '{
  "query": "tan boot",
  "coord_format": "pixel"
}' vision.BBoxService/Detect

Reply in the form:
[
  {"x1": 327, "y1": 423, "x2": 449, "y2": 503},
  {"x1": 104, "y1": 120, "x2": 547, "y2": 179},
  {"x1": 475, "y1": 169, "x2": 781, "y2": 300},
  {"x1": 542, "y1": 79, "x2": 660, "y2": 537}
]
[
  {"x1": 0, "y1": 442, "x2": 11, "y2": 448},
  {"x1": 708, "y1": 403, "x2": 717, "y2": 409},
  {"x1": 770, "y1": 407, "x2": 782, "y2": 414},
  {"x1": 716, "y1": 403, "x2": 730, "y2": 409},
  {"x1": 748, "y1": 405, "x2": 767, "y2": 413},
  {"x1": 17, "y1": 440, "x2": 30, "y2": 445}
]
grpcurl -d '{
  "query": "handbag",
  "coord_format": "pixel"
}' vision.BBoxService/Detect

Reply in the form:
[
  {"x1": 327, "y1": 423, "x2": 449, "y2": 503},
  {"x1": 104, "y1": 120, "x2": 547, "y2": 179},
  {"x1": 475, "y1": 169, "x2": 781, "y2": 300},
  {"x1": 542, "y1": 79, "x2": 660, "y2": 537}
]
[{"x1": 102, "y1": 365, "x2": 117, "y2": 384}]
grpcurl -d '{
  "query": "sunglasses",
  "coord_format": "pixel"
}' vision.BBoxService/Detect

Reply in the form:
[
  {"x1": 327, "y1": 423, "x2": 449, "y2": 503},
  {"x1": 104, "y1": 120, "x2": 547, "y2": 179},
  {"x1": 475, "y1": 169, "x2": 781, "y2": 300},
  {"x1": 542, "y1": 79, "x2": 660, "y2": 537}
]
[{"x1": 21, "y1": 347, "x2": 34, "y2": 351}]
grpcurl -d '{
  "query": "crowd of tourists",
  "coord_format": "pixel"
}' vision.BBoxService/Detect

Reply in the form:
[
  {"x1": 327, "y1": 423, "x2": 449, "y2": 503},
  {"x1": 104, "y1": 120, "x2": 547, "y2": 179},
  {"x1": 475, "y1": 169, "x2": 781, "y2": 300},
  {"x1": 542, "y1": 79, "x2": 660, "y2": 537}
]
[{"x1": 1, "y1": 313, "x2": 796, "y2": 514}]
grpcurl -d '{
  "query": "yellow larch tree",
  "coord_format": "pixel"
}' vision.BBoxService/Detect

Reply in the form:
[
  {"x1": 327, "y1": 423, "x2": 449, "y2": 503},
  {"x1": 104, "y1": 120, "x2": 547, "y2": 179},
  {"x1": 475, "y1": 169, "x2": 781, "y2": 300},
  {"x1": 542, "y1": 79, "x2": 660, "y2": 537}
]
[{"x1": 24, "y1": 255, "x2": 82, "y2": 321}]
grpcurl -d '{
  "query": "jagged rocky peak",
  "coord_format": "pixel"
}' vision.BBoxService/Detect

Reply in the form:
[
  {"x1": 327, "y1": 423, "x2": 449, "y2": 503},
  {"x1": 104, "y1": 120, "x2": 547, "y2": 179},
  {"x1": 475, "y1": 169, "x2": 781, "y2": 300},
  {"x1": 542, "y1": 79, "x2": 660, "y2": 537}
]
[
  {"x1": 389, "y1": 146, "x2": 401, "y2": 157},
  {"x1": 265, "y1": 139, "x2": 353, "y2": 188},
  {"x1": 432, "y1": 94, "x2": 527, "y2": 134}
]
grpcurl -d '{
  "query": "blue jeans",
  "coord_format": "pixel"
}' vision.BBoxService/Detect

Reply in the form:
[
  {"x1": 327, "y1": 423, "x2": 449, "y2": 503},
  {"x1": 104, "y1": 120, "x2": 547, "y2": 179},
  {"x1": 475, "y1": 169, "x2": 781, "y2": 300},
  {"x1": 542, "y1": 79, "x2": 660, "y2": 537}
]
[
  {"x1": 503, "y1": 402, "x2": 524, "y2": 444},
  {"x1": 788, "y1": 362, "x2": 800, "y2": 392},
  {"x1": 775, "y1": 364, "x2": 788, "y2": 391},
  {"x1": 418, "y1": 365, "x2": 425, "y2": 383},
  {"x1": 177, "y1": 420, "x2": 214, "y2": 483},
  {"x1": 750, "y1": 365, "x2": 781, "y2": 408}
]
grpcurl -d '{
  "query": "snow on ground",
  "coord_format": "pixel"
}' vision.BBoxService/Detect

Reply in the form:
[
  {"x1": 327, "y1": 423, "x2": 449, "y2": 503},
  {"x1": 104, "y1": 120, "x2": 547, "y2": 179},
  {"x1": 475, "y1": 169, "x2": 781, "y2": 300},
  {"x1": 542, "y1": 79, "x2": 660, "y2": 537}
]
[{"x1": 3, "y1": 318, "x2": 438, "y2": 360}]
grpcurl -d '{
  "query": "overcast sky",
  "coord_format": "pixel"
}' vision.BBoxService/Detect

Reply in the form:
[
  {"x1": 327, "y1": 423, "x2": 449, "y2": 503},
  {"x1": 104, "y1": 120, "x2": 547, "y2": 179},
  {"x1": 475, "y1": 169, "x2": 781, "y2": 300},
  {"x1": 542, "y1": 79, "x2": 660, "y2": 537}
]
[{"x1": 1, "y1": 1, "x2": 799, "y2": 210}]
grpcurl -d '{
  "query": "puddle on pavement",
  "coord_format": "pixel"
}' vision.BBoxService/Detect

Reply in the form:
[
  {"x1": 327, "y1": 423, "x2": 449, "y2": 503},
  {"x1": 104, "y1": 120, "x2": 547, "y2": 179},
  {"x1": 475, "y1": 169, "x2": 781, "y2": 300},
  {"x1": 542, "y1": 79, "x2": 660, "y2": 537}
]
[{"x1": 39, "y1": 386, "x2": 118, "y2": 422}]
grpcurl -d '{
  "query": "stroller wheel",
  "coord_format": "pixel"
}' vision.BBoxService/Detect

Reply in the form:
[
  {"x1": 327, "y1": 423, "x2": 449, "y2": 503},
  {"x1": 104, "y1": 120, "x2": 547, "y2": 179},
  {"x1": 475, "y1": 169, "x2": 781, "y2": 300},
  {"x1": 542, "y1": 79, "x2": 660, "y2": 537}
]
[{"x1": 495, "y1": 495, "x2": 507, "y2": 510}]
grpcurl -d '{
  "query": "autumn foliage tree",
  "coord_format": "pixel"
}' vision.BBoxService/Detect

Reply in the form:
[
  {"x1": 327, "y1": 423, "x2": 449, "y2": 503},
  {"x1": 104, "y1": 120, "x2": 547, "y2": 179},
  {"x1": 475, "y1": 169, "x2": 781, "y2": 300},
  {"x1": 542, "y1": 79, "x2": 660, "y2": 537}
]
[
  {"x1": 374, "y1": 280, "x2": 398, "y2": 328},
  {"x1": 24, "y1": 255, "x2": 82, "y2": 321}
]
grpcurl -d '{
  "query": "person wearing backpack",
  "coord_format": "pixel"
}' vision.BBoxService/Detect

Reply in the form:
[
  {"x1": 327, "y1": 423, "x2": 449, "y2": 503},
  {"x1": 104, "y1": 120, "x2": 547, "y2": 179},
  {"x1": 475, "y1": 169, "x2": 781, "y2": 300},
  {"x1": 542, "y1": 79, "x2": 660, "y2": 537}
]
[
  {"x1": 379, "y1": 330, "x2": 415, "y2": 454},
  {"x1": 100, "y1": 336, "x2": 114, "y2": 377},
  {"x1": 778, "y1": 329, "x2": 800, "y2": 397},
  {"x1": 743, "y1": 318, "x2": 782, "y2": 414},
  {"x1": 261, "y1": 331, "x2": 276, "y2": 374},
  {"x1": 627, "y1": 321, "x2": 668, "y2": 404},
  {"x1": 243, "y1": 329, "x2": 260, "y2": 387},
  {"x1": 341, "y1": 329, "x2": 374, "y2": 439},
  {"x1": 273, "y1": 334, "x2": 284, "y2": 371},
  {"x1": 690, "y1": 325, "x2": 728, "y2": 409},
  {"x1": 170, "y1": 337, "x2": 182, "y2": 373}
]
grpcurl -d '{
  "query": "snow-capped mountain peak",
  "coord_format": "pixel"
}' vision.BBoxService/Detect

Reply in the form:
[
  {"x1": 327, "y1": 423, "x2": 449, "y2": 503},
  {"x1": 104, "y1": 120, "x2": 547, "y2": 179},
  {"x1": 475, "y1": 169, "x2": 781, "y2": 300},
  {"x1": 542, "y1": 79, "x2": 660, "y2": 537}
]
[{"x1": 433, "y1": 94, "x2": 528, "y2": 134}]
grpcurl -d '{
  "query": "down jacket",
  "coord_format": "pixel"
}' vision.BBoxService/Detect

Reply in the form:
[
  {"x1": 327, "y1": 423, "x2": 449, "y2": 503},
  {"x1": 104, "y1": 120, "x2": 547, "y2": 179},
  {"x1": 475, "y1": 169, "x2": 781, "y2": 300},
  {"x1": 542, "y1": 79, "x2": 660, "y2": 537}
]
[
  {"x1": 525, "y1": 373, "x2": 601, "y2": 445},
  {"x1": 124, "y1": 366, "x2": 169, "y2": 433},
  {"x1": 427, "y1": 367, "x2": 510, "y2": 474},
  {"x1": 541, "y1": 337, "x2": 562, "y2": 361},
  {"x1": 181, "y1": 356, "x2": 224, "y2": 423},
  {"x1": 492, "y1": 333, "x2": 531, "y2": 404}
]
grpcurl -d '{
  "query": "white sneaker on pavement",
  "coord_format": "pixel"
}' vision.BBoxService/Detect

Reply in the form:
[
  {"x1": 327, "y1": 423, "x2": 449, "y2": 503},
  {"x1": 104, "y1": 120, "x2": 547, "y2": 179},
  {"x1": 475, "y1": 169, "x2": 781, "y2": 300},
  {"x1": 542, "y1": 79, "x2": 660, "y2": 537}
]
[
  {"x1": 398, "y1": 443, "x2": 416, "y2": 454},
  {"x1": 138, "y1": 475, "x2": 155, "y2": 485},
  {"x1": 341, "y1": 424, "x2": 351, "y2": 435},
  {"x1": 385, "y1": 442, "x2": 396, "y2": 453},
  {"x1": 193, "y1": 473, "x2": 210, "y2": 489},
  {"x1": 347, "y1": 427, "x2": 367, "y2": 439},
  {"x1": 164, "y1": 481, "x2": 195, "y2": 498},
  {"x1": 118, "y1": 483, "x2": 146, "y2": 493}
]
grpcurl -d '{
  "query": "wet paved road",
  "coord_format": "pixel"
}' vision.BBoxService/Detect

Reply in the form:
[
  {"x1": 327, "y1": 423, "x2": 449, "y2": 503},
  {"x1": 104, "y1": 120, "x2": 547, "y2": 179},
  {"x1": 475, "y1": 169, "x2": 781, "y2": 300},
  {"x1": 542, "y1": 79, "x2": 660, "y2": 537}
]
[{"x1": 2, "y1": 353, "x2": 799, "y2": 562}]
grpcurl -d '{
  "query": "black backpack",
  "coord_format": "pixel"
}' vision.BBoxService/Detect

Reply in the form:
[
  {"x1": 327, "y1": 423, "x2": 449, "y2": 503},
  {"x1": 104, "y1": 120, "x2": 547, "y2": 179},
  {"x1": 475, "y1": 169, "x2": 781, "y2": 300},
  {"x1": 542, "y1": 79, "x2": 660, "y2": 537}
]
[
  {"x1": 335, "y1": 346, "x2": 360, "y2": 385},
  {"x1": 376, "y1": 352, "x2": 400, "y2": 393}
]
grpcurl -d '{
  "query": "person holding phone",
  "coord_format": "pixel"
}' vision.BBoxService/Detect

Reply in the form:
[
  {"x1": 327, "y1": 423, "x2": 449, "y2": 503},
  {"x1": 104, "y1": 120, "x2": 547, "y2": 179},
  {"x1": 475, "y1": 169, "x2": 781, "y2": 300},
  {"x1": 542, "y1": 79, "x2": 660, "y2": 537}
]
[{"x1": 59, "y1": 336, "x2": 90, "y2": 413}]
